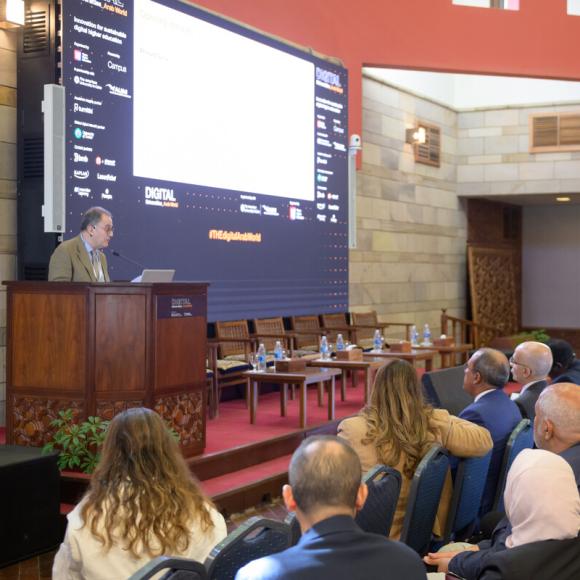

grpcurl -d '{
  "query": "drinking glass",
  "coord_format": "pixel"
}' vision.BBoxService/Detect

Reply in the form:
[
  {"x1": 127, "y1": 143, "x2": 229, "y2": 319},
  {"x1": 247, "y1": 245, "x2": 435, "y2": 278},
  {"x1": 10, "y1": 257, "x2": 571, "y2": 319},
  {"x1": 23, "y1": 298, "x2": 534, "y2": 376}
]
[{"x1": 248, "y1": 352, "x2": 258, "y2": 371}]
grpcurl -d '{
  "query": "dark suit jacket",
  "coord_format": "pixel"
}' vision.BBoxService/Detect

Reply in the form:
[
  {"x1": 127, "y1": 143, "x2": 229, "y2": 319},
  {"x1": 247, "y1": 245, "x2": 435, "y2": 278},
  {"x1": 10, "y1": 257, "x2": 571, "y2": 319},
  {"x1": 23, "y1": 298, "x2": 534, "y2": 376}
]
[
  {"x1": 459, "y1": 389, "x2": 522, "y2": 515},
  {"x1": 479, "y1": 535, "x2": 580, "y2": 580},
  {"x1": 48, "y1": 235, "x2": 110, "y2": 282},
  {"x1": 234, "y1": 515, "x2": 426, "y2": 580},
  {"x1": 561, "y1": 442, "x2": 580, "y2": 491},
  {"x1": 515, "y1": 379, "x2": 548, "y2": 421},
  {"x1": 553, "y1": 359, "x2": 580, "y2": 386}
]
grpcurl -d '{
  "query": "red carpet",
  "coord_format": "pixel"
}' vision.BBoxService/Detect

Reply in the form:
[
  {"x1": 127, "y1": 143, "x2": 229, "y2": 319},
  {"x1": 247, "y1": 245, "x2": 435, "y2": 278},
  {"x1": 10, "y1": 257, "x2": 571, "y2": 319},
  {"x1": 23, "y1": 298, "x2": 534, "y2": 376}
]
[
  {"x1": 0, "y1": 376, "x2": 523, "y2": 453},
  {"x1": 204, "y1": 380, "x2": 365, "y2": 454}
]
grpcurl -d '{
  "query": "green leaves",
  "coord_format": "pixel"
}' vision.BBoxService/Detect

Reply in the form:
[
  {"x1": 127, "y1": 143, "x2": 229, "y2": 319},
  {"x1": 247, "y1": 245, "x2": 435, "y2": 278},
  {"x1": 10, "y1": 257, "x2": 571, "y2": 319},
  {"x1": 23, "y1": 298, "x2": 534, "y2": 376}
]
[{"x1": 42, "y1": 410, "x2": 110, "y2": 474}]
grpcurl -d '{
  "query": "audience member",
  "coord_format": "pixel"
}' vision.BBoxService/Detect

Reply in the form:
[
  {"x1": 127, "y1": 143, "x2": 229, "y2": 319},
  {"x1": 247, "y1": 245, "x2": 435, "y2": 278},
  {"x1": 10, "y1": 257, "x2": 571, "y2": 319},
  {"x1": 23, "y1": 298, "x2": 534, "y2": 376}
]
[
  {"x1": 52, "y1": 408, "x2": 226, "y2": 580},
  {"x1": 534, "y1": 382, "x2": 580, "y2": 487},
  {"x1": 548, "y1": 338, "x2": 580, "y2": 385},
  {"x1": 459, "y1": 348, "x2": 522, "y2": 516},
  {"x1": 424, "y1": 449, "x2": 580, "y2": 580},
  {"x1": 509, "y1": 341, "x2": 552, "y2": 420},
  {"x1": 338, "y1": 360, "x2": 492, "y2": 539},
  {"x1": 236, "y1": 435, "x2": 426, "y2": 580}
]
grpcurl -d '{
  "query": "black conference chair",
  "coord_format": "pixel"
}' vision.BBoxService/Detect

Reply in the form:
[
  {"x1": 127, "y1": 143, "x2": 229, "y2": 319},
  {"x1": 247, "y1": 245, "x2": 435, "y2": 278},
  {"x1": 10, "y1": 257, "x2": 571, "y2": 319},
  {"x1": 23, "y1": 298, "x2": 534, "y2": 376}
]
[
  {"x1": 400, "y1": 444, "x2": 449, "y2": 556},
  {"x1": 492, "y1": 419, "x2": 533, "y2": 513},
  {"x1": 128, "y1": 556, "x2": 207, "y2": 580},
  {"x1": 421, "y1": 365, "x2": 474, "y2": 416},
  {"x1": 205, "y1": 517, "x2": 291, "y2": 580},
  {"x1": 284, "y1": 512, "x2": 302, "y2": 547},
  {"x1": 443, "y1": 450, "x2": 492, "y2": 543},
  {"x1": 355, "y1": 464, "x2": 402, "y2": 537}
]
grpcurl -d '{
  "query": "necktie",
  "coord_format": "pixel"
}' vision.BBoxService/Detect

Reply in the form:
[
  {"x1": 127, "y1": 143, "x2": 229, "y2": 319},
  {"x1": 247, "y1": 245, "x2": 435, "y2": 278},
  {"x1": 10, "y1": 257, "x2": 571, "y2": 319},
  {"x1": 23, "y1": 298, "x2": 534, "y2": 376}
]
[{"x1": 91, "y1": 250, "x2": 103, "y2": 281}]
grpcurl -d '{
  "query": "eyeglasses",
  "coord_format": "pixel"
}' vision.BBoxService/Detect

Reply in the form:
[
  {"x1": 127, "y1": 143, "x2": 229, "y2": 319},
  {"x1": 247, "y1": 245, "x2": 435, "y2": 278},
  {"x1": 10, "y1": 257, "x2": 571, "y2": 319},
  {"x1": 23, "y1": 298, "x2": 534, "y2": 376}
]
[
  {"x1": 94, "y1": 223, "x2": 114, "y2": 234},
  {"x1": 509, "y1": 356, "x2": 531, "y2": 370}
]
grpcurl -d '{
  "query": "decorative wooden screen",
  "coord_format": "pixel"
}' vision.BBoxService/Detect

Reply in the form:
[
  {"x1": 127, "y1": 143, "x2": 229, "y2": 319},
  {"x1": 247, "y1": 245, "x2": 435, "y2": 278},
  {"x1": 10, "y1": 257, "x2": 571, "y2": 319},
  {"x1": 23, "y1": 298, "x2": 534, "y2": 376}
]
[
  {"x1": 530, "y1": 113, "x2": 580, "y2": 152},
  {"x1": 414, "y1": 123, "x2": 440, "y2": 167},
  {"x1": 467, "y1": 245, "x2": 519, "y2": 346}
]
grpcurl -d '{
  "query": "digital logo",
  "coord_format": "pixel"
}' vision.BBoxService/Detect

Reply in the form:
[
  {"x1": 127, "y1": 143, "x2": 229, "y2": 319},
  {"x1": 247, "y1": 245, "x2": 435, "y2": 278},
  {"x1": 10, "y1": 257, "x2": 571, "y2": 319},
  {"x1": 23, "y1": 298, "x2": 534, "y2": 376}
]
[
  {"x1": 107, "y1": 60, "x2": 127, "y2": 74},
  {"x1": 73, "y1": 127, "x2": 94, "y2": 140},
  {"x1": 97, "y1": 173, "x2": 117, "y2": 182},
  {"x1": 73, "y1": 169, "x2": 90, "y2": 180},
  {"x1": 95, "y1": 156, "x2": 116, "y2": 167},
  {"x1": 74, "y1": 49, "x2": 82, "y2": 61},
  {"x1": 106, "y1": 84, "x2": 130, "y2": 98},
  {"x1": 74, "y1": 186, "x2": 91, "y2": 197},
  {"x1": 74, "y1": 152, "x2": 88, "y2": 163},
  {"x1": 101, "y1": 188, "x2": 113, "y2": 200},
  {"x1": 74, "y1": 102, "x2": 93, "y2": 115}
]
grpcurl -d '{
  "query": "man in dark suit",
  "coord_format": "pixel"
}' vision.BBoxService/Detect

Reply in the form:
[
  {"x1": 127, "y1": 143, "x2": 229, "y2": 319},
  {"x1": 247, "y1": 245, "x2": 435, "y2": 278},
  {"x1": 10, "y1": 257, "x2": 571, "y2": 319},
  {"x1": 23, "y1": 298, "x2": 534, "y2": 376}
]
[
  {"x1": 460, "y1": 348, "x2": 522, "y2": 516},
  {"x1": 534, "y1": 382, "x2": 580, "y2": 489},
  {"x1": 48, "y1": 207, "x2": 113, "y2": 282},
  {"x1": 548, "y1": 339, "x2": 580, "y2": 386},
  {"x1": 510, "y1": 341, "x2": 552, "y2": 421},
  {"x1": 235, "y1": 436, "x2": 425, "y2": 580}
]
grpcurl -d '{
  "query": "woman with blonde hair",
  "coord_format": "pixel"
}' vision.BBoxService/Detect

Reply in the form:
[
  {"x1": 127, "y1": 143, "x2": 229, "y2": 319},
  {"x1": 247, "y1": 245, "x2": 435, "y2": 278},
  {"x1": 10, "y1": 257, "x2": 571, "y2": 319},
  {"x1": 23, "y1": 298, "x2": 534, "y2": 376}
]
[
  {"x1": 53, "y1": 408, "x2": 226, "y2": 580},
  {"x1": 338, "y1": 359, "x2": 493, "y2": 539}
]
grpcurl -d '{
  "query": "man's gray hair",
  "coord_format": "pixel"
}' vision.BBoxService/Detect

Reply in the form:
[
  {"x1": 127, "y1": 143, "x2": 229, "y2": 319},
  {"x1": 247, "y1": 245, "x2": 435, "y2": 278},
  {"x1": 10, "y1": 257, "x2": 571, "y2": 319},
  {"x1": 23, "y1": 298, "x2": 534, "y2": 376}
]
[
  {"x1": 537, "y1": 383, "x2": 580, "y2": 432},
  {"x1": 289, "y1": 435, "x2": 362, "y2": 514},
  {"x1": 472, "y1": 348, "x2": 510, "y2": 389},
  {"x1": 80, "y1": 206, "x2": 112, "y2": 231}
]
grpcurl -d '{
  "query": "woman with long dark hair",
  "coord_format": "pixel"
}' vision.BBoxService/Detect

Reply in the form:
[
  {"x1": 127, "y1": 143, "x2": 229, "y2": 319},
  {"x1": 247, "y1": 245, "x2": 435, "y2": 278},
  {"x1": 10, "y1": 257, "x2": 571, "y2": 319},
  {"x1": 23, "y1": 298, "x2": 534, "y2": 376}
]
[
  {"x1": 338, "y1": 359, "x2": 492, "y2": 539},
  {"x1": 53, "y1": 408, "x2": 226, "y2": 579}
]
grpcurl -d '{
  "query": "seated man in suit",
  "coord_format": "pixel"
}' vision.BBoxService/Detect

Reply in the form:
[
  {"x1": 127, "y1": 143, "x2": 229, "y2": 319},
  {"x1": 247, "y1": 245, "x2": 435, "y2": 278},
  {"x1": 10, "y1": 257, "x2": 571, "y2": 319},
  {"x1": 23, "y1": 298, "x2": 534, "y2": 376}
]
[
  {"x1": 509, "y1": 341, "x2": 552, "y2": 421},
  {"x1": 425, "y1": 382, "x2": 580, "y2": 578},
  {"x1": 235, "y1": 436, "x2": 426, "y2": 580},
  {"x1": 534, "y1": 382, "x2": 580, "y2": 488},
  {"x1": 547, "y1": 339, "x2": 580, "y2": 386},
  {"x1": 460, "y1": 348, "x2": 522, "y2": 516},
  {"x1": 48, "y1": 206, "x2": 113, "y2": 282}
]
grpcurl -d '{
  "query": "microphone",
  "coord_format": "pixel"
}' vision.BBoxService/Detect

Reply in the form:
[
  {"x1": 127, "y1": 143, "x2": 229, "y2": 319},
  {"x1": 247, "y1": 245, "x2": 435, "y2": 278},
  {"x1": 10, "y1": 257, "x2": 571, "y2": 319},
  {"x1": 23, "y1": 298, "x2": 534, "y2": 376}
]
[{"x1": 111, "y1": 250, "x2": 145, "y2": 271}]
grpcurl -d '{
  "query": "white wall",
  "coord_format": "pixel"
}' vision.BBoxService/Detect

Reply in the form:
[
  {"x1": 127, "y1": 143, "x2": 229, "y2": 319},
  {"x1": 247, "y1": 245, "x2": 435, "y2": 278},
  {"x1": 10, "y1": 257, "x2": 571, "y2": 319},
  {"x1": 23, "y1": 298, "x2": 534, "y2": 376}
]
[
  {"x1": 364, "y1": 68, "x2": 580, "y2": 110},
  {"x1": 522, "y1": 205, "x2": 580, "y2": 328}
]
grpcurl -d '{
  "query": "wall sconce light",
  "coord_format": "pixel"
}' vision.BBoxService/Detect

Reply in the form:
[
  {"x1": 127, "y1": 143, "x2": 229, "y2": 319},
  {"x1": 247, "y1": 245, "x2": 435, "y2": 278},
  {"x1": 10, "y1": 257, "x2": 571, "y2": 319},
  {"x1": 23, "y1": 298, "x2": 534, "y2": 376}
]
[
  {"x1": 0, "y1": 0, "x2": 25, "y2": 29},
  {"x1": 406, "y1": 126, "x2": 427, "y2": 145}
]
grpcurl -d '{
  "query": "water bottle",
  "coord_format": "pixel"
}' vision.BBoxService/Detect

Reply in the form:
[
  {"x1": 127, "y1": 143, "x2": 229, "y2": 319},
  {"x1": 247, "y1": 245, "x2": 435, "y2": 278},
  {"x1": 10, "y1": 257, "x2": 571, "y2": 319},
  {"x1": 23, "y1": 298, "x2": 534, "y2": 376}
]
[
  {"x1": 336, "y1": 333, "x2": 345, "y2": 352},
  {"x1": 373, "y1": 329, "x2": 382, "y2": 352},
  {"x1": 422, "y1": 323, "x2": 432, "y2": 346},
  {"x1": 320, "y1": 335, "x2": 330, "y2": 360},
  {"x1": 410, "y1": 325, "x2": 419, "y2": 346},
  {"x1": 257, "y1": 343, "x2": 267, "y2": 372},
  {"x1": 274, "y1": 340, "x2": 284, "y2": 360}
]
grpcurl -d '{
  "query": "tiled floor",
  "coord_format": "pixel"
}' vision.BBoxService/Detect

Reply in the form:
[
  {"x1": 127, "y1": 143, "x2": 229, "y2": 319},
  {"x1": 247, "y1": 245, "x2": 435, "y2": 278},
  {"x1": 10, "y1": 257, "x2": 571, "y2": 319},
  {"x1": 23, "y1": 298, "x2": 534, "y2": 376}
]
[{"x1": 0, "y1": 498, "x2": 289, "y2": 579}]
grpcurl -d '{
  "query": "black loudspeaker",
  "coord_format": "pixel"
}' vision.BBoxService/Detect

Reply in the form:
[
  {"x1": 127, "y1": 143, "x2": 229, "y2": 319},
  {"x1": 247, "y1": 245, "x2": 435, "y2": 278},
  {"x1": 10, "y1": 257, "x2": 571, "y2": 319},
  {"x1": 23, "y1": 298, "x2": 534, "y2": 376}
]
[{"x1": 0, "y1": 445, "x2": 61, "y2": 567}]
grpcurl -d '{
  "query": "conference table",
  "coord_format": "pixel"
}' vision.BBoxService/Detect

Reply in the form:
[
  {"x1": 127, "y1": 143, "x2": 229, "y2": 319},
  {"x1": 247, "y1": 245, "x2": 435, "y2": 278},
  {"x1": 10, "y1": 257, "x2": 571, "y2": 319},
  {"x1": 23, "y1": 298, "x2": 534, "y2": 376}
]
[
  {"x1": 414, "y1": 343, "x2": 473, "y2": 368},
  {"x1": 307, "y1": 357, "x2": 385, "y2": 404},
  {"x1": 363, "y1": 348, "x2": 438, "y2": 371},
  {"x1": 244, "y1": 367, "x2": 341, "y2": 428}
]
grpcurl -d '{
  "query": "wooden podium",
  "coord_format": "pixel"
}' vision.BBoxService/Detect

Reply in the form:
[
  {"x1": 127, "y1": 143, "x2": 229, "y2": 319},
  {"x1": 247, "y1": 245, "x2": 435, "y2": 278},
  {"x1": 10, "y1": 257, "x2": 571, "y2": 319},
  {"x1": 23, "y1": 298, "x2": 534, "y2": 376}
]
[{"x1": 4, "y1": 282, "x2": 208, "y2": 457}]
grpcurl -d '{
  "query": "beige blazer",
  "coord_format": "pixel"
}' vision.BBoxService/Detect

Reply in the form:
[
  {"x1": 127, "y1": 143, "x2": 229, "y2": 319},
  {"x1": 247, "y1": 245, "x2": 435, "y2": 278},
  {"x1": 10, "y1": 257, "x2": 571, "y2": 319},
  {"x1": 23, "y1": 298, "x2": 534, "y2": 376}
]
[
  {"x1": 338, "y1": 409, "x2": 492, "y2": 540},
  {"x1": 48, "y1": 235, "x2": 110, "y2": 282}
]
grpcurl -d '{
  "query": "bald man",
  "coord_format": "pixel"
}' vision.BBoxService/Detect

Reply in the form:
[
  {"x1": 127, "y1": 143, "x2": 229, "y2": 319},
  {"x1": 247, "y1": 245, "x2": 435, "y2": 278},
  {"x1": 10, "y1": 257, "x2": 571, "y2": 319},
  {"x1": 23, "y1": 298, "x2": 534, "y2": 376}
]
[
  {"x1": 236, "y1": 436, "x2": 425, "y2": 580},
  {"x1": 534, "y1": 383, "x2": 580, "y2": 488},
  {"x1": 510, "y1": 341, "x2": 553, "y2": 421}
]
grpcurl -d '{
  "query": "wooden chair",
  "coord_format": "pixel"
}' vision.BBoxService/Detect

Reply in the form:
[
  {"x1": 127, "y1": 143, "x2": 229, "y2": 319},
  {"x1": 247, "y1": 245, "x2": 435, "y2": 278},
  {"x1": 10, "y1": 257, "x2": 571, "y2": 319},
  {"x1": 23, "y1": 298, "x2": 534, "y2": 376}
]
[
  {"x1": 290, "y1": 315, "x2": 325, "y2": 353},
  {"x1": 253, "y1": 317, "x2": 294, "y2": 355},
  {"x1": 440, "y1": 308, "x2": 504, "y2": 350},
  {"x1": 350, "y1": 311, "x2": 413, "y2": 347},
  {"x1": 208, "y1": 320, "x2": 255, "y2": 417},
  {"x1": 319, "y1": 312, "x2": 352, "y2": 343}
]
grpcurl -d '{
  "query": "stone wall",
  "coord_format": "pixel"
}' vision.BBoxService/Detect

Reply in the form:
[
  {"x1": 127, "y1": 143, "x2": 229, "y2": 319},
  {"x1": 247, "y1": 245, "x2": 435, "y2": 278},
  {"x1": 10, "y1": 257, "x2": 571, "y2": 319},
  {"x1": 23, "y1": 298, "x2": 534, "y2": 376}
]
[
  {"x1": 456, "y1": 104, "x2": 580, "y2": 197},
  {"x1": 351, "y1": 75, "x2": 467, "y2": 337},
  {"x1": 0, "y1": 30, "x2": 17, "y2": 426}
]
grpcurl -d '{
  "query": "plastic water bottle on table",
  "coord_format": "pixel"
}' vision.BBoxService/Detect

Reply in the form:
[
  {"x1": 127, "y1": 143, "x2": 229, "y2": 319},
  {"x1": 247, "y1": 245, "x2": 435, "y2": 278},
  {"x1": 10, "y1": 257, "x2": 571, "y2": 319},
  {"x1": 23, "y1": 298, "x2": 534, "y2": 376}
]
[
  {"x1": 320, "y1": 335, "x2": 330, "y2": 360},
  {"x1": 257, "y1": 343, "x2": 267, "y2": 372}
]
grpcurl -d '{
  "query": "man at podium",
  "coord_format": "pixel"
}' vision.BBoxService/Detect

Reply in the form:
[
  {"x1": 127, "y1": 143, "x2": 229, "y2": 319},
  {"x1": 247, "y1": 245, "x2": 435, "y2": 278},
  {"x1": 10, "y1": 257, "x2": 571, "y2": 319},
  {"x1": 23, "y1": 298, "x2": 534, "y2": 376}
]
[{"x1": 48, "y1": 207, "x2": 113, "y2": 282}]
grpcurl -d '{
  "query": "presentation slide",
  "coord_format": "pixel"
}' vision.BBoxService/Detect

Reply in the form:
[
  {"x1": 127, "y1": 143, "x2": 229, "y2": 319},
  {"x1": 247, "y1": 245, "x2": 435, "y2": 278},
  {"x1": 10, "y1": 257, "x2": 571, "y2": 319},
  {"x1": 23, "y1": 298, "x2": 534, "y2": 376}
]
[{"x1": 62, "y1": 0, "x2": 349, "y2": 321}]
